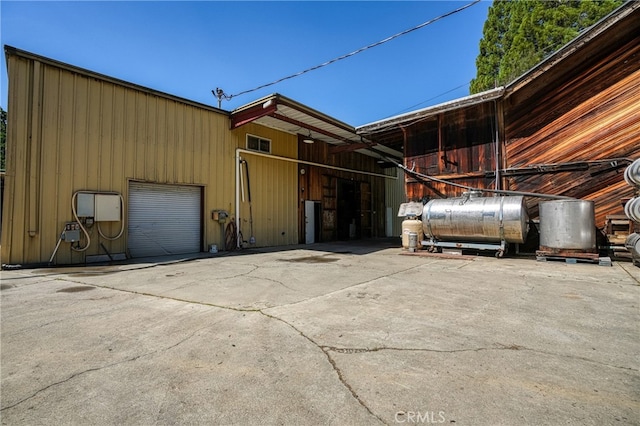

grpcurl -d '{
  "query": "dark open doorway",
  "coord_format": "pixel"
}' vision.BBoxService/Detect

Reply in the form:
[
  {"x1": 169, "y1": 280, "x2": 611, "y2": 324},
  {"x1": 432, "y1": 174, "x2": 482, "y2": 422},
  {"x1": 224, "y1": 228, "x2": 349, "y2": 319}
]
[{"x1": 337, "y1": 179, "x2": 361, "y2": 240}]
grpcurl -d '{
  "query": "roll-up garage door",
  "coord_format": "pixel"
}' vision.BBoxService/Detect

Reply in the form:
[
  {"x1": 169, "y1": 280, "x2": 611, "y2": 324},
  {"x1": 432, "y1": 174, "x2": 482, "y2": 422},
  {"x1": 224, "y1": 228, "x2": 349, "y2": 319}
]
[{"x1": 128, "y1": 182, "x2": 202, "y2": 257}]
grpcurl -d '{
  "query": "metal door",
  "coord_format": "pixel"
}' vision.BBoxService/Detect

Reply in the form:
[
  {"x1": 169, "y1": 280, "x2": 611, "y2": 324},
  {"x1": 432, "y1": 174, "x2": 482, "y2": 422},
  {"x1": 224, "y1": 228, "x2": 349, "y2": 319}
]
[
  {"x1": 128, "y1": 182, "x2": 202, "y2": 257},
  {"x1": 305, "y1": 200, "x2": 315, "y2": 244}
]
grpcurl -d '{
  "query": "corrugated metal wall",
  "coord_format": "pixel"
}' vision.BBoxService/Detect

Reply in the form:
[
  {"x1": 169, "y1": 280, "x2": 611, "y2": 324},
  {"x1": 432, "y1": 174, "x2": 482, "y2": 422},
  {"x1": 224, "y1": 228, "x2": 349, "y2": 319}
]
[
  {"x1": 385, "y1": 167, "x2": 405, "y2": 238},
  {"x1": 232, "y1": 123, "x2": 299, "y2": 248},
  {"x1": 1, "y1": 52, "x2": 236, "y2": 265}
]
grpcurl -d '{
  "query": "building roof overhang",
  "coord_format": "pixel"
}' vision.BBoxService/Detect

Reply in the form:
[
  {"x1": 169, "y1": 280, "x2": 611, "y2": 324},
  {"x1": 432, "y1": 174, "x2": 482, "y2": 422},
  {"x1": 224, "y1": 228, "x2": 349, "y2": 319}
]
[
  {"x1": 230, "y1": 94, "x2": 403, "y2": 162},
  {"x1": 354, "y1": 1, "x2": 638, "y2": 150},
  {"x1": 504, "y1": 1, "x2": 640, "y2": 100},
  {"x1": 356, "y1": 87, "x2": 504, "y2": 135}
]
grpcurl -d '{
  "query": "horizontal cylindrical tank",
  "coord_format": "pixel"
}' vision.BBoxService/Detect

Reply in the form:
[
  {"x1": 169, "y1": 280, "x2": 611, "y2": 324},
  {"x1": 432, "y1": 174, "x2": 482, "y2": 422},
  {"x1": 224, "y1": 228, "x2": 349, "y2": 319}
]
[
  {"x1": 422, "y1": 192, "x2": 529, "y2": 244},
  {"x1": 625, "y1": 233, "x2": 640, "y2": 258},
  {"x1": 624, "y1": 197, "x2": 640, "y2": 223},
  {"x1": 624, "y1": 158, "x2": 640, "y2": 188},
  {"x1": 539, "y1": 200, "x2": 596, "y2": 250},
  {"x1": 402, "y1": 219, "x2": 423, "y2": 250}
]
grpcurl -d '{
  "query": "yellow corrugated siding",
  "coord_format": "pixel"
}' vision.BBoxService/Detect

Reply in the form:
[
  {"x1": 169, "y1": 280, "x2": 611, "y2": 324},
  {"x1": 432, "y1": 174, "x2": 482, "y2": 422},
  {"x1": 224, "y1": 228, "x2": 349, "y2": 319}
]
[
  {"x1": 232, "y1": 123, "x2": 299, "y2": 247},
  {"x1": 385, "y1": 168, "x2": 406, "y2": 237},
  {"x1": 2, "y1": 54, "x2": 237, "y2": 265}
]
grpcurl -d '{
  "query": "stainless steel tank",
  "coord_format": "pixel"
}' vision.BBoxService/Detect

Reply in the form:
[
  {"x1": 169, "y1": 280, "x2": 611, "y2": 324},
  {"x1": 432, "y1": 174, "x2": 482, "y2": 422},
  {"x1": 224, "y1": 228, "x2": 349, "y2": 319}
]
[
  {"x1": 624, "y1": 158, "x2": 640, "y2": 188},
  {"x1": 625, "y1": 197, "x2": 640, "y2": 223},
  {"x1": 625, "y1": 233, "x2": 640, "y2": 259},
  {"x1": 539, "y1": 200, "x2": 596, "y2": 250},
  {"x1": 421, "y1": 192, "x2": 529, "y2": 244}
]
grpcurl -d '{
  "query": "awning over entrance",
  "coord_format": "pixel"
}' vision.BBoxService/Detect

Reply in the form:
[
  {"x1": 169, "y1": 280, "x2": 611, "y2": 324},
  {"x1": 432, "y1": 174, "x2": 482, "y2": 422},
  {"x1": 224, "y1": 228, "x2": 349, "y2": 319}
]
[{"x1": 230, "y1": 94, "x2": 403, "y2": 162}]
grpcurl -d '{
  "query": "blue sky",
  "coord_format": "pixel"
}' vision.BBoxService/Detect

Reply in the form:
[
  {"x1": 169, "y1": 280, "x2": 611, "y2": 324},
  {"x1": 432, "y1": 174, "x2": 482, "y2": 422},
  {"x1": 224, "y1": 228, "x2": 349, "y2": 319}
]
[{"x1": 0, "y1": 1, "x2": 492, "y2": 126}]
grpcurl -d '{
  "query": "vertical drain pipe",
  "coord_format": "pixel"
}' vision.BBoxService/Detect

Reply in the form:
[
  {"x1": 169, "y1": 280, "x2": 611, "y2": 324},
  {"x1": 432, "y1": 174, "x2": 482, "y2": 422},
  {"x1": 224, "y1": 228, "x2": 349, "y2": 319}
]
[
  {"x1": 494, "y1": 99, "x2": 501, "y2": 191},
  {"x1": 235, "y1": 152, "x2": 242, "y2": 249}
]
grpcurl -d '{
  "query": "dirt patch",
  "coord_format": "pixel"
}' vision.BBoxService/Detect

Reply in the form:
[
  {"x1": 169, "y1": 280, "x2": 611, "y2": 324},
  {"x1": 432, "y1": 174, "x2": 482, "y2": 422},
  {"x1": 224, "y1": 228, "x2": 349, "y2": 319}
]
[
  {"x1": 280, "y1": 256, "x2": 340, "y2": 264},
  {"x1": 56, "y1": 286, "x2": 96, "y2": 293}
]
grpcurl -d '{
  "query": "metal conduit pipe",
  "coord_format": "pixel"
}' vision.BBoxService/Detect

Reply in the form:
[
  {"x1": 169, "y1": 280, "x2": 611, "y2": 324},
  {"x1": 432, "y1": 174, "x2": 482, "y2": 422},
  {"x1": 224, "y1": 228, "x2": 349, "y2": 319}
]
[{"x1": 394, "y1": 160, "x2": 576, "y2": 200}]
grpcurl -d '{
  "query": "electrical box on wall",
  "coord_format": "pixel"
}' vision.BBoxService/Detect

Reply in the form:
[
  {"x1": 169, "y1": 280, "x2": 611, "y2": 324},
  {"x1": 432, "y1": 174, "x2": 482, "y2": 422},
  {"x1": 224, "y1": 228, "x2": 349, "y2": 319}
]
[
  {"x1": 77, "y1": 193, "x2": 95, "y2": 217},
  {"x1": 95, "y1": 194, "x2": 121, "y2": 221},
  {"x1": 62, "y1": 222, "x2": 81, "y2": 242},
  {"x1": 212, "y1": 210, "x2": 229, "y2": 223}
]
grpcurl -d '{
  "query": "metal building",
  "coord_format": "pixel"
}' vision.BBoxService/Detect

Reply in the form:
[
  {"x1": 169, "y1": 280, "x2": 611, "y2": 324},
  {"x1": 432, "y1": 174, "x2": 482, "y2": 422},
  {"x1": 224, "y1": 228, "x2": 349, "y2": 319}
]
[{"x1": 1, "y1": 48, "x2": 404, "y2": 266}]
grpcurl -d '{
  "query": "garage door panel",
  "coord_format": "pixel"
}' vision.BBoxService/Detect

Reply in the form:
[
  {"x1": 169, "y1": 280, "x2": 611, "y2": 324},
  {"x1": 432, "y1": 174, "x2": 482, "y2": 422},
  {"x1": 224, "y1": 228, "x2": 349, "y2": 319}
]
[{"x1": 128, "y1": 182, "x2": 201, "y2": 257}]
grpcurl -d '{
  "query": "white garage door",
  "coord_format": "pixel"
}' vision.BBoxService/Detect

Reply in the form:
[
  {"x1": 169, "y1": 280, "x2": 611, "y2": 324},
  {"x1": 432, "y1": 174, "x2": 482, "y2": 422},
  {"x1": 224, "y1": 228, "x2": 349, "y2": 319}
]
[{"x1": 128, "y1": 182, "x2": 202, "y2": 257}]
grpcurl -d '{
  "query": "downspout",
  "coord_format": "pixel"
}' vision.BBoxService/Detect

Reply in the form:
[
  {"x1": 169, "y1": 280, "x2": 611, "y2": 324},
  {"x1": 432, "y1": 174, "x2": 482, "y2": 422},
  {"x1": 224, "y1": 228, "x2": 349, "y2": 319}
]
[
  {"x1": 494, "y1": 99, "x2": 501, "y2": 191},
  {"x1": 235, "y1": 151, "x2": 242, "y2": 248},
  {"x1": 28, "y1": 60, "x2": 43, "y2": 237}
]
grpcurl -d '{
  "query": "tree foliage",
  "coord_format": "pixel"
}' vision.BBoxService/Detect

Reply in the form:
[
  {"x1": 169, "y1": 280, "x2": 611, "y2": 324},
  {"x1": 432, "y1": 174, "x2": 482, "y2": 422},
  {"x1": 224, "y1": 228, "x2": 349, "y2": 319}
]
[{"x1": 470, "y1": 0, "x2": 624, "y2": 94}]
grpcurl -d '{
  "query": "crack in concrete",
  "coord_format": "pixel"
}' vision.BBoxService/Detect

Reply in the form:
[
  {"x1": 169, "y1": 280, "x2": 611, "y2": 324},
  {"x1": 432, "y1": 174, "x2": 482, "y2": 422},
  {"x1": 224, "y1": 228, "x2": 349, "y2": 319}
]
[
  {"x1": 241, "y1": 263, "x2": 298, "y2": 291},
  {"x1": 157, "y1": 264, "x2": 297, "y2": 294},
  {"x1": 12, "y1": 273, "x2": 635, "y2": 424},
  {"x1": 259, "y1": 311, "x2": 387, "y2": 425},
  {"x1": 323, "y1": 345, "x2": 495, "y2": 354},
  {"x1": 322, "y1": 343, "x2": 639, "y2": 373},
  {"x1": 617, "y1": 263, "x2": 640, "y2": 285},
  {"x1": 263, "y1": 263, "x2": 430, "y2": 311},
  {"x1": 33, "y1": 279, "x2": 384, "y2": 421},
  {"x1": 0, "y1": 327, "x2": 205, "y2": 412}
]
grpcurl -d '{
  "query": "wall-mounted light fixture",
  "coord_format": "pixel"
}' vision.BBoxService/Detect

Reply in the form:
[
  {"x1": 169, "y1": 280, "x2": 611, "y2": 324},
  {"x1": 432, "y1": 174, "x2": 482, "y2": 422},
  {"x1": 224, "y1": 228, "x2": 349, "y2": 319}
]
[{"x1": 303, "y1": 130, "x2": 314, "y2": 144}]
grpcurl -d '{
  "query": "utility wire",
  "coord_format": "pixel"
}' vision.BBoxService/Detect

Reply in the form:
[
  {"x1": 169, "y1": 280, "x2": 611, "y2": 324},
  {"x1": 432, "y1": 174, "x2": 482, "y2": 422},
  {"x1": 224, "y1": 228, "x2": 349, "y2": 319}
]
[
  {"x1": 392, "y1": 82, "x2": 470, "y2": 116},
  {"x1": 216, "y1": 0, "x2": 481, "y2": 102}
]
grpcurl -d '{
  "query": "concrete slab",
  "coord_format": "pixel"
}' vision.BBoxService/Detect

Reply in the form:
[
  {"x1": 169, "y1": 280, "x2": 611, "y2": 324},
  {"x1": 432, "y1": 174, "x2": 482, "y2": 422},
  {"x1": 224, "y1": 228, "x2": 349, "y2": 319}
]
[{"x1": 2, "y1": 241, "x2": 639, "y2": 425}]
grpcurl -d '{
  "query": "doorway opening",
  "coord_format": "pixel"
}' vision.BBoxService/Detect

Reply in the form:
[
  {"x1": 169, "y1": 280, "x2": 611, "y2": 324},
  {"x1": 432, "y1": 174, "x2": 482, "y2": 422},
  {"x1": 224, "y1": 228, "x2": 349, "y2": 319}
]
[{"x1": 337, "y1": 179, "x2": 361, "y2": 240}]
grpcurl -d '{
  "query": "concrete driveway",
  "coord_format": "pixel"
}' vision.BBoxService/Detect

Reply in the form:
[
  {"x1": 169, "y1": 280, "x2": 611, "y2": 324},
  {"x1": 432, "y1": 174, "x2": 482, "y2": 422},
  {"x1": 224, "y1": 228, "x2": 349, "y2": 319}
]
[{"x1": 1, "y1": 240, "x2": 639, "y2": 425}]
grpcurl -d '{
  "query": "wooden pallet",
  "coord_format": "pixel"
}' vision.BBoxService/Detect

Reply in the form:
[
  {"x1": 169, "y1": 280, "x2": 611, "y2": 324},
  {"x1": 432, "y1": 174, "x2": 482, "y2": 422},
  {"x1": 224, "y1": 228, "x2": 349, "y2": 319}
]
[{"x1": 536, "y1": 250, "x2": 611, "y2": 266}]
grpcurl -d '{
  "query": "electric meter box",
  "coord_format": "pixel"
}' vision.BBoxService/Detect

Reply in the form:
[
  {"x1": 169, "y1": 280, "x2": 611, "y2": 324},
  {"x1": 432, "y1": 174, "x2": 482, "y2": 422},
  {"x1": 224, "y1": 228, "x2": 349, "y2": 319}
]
[
  {"x1": 77, "y1": 193, "x2": 95, "y2": 217},
  {"x1": 95, "y1": 194, "x2": 121, "y2": 221},
  {"x1": 63, "y1": 222, "x2": 81, "y2": 242}
]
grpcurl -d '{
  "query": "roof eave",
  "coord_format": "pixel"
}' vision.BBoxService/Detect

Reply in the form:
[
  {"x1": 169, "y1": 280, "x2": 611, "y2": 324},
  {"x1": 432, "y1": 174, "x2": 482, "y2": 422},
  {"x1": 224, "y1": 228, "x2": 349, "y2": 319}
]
[
  {"x1": 356, "y1": 87, "x2": 504, "y2": 135},
  {"x1": 504, "y1": 1, "x2": 640, "y2": 97},
  {"x1": 4, "y1": 45, "x2": 228, "y2": 115}
]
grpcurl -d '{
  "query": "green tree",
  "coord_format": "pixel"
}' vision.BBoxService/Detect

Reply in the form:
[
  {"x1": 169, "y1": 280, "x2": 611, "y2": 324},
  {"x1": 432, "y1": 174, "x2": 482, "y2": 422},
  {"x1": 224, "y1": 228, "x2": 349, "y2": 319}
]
[
  {"x1": 470, "y1": 0, "x2": 624, "y2": 94},
  {"x1": 0, "y1": 107, "x2": 6, "y2": 171}
]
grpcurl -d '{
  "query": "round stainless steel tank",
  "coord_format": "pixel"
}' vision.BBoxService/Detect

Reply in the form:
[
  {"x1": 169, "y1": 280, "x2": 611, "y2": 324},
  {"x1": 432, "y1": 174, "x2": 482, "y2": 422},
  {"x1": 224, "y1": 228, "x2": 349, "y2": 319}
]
[
  {"x1": 625, "y1": 233, "x2": 640, "y2": 258},
  {"x1": 421, "y1": 192, "x2": 529, "y2": 244},
  {"x1": 624, "y1": 197, "x2": 640, "y2": 223},
  {"x1": 539, "y1": 200, "x2": 596, "y2": 250},
  {"x1": 624, "y1": 158, "x2": 640, "y2": 187}
]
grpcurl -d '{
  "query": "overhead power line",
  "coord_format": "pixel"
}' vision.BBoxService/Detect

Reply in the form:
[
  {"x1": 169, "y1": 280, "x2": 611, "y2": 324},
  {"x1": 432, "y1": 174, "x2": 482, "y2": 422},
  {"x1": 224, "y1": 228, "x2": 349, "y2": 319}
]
[
  {"x1": 214, "y1": 0, "x2": 481, "y2": 105},
  {"x1": 393, "y1": 82, "x2": 471, "y2": 116}
]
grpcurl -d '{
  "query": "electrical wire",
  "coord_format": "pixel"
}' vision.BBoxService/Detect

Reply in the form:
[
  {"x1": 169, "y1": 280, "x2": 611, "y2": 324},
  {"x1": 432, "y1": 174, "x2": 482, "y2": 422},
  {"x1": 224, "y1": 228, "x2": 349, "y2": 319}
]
[
  {"x1": 390, "y1": 82, "x2": 471, "y2": 117},
  {"x1": 218, "y1": 0, "x2": 481, "y2": 101},
  {"x1": 71, "y1": 192, "x2": 92, "y2": 252}
]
